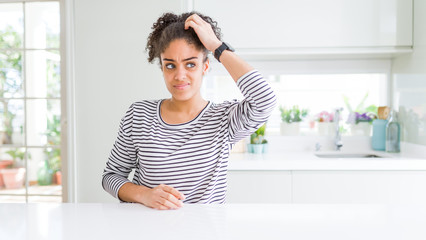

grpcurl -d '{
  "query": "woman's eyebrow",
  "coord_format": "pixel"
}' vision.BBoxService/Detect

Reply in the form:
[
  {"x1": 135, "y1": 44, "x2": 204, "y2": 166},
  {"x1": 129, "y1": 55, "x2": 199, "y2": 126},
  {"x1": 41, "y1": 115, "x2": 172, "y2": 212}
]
[{"x1": 163, "y1": 57, "x2": 198, "y2": 62}]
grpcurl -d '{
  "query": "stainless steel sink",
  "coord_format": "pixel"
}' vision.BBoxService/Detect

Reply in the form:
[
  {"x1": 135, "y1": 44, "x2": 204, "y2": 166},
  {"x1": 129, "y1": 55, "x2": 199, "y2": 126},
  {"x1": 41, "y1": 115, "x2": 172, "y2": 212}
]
[{"x1": 315, "y1": 153, "x2": 385, "y2": 158}]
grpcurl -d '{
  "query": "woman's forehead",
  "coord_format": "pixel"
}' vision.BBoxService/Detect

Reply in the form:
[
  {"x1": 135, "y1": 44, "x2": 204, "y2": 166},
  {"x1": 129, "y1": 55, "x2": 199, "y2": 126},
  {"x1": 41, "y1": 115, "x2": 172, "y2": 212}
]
[{"x1": 161, "y1": 39, "x2": 204, "y2": 61}]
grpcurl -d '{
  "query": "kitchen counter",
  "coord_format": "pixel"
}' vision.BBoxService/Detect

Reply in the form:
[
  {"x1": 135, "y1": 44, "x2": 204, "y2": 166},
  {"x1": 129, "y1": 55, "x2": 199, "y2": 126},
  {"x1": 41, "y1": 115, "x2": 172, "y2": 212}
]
[
  {"x1": 228, "y1": 152, "x2": 426, "y2": 170},
  {"x1": 1, "y1": 203, "x2": 426, "y2": 240}
]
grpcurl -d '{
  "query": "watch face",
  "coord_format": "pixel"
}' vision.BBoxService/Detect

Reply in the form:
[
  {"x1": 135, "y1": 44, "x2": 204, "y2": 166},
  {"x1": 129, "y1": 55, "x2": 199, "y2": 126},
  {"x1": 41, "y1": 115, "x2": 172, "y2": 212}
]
[{"x1": 224, "y1": 42, "x2": 235, "y2": 52}]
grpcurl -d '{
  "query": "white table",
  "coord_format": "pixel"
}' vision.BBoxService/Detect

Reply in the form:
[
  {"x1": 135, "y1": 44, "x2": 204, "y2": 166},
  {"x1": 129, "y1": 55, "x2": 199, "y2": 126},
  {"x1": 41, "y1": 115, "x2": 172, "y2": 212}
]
[{"x1": 1, "y1": 203, "x2": 426, "y2": 240}]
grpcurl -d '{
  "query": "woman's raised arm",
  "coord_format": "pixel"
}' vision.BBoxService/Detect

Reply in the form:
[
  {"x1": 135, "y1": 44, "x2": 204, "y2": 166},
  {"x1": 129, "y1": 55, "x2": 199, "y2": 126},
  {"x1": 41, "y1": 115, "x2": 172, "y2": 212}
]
[{"x1": 184, "y1": 14, "x2": 254, "y2": 82}]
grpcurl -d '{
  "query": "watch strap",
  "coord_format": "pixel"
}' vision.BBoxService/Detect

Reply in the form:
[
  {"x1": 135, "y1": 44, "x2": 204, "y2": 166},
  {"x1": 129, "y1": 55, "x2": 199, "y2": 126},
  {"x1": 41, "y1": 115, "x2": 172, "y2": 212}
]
[{"x1": 214, "y1": 42, "x2": 234, "y2": 62}]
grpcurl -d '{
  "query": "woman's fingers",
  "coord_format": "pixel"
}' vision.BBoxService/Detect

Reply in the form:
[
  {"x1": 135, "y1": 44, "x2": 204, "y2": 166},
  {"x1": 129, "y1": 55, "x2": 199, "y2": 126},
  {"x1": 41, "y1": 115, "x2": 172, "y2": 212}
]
[
  {"x1": 184, "y1": 14, "x2": 221, "y2": 52},
  {"x1": 184, "y1": 19, "x2": 197, "y2": 31},
  {"x1": 184, "y1": 14, "x2": 203, "y2": 29},
  {"x1": 143, "y1": 184, "x2": 183, "y2": 210},
  {"x1": 186, "y1": 14, "x2": 204, "y2": 25},
  {"x1": 140, "y1": 184, "x2": 185, "y2": 210},
  {"x1": 159, "y1": 190, "x2": 182, "y2": 208},
  {"x1": 163, "y1": 184, "x2": 185, "y2": 200},
  {"x1": 153, "y1": 203, "x2": 168, "y2": 210},
  {"x1": 157, "y1": 197, "x2": 180, "y2": 210}
]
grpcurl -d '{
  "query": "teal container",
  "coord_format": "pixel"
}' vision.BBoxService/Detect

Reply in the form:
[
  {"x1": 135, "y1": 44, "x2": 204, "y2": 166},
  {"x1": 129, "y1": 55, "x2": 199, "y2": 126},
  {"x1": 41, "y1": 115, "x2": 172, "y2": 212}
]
[{"x1": 372, "y1": 119, "x2": 387, "y2": 151}]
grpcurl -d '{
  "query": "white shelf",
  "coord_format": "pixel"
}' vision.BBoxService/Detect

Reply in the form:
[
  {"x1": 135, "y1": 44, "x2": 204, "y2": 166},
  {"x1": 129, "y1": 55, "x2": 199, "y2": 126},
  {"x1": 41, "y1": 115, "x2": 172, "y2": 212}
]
[{"x1": 236, "y1": 46, "x2": 413, "y2": 61}]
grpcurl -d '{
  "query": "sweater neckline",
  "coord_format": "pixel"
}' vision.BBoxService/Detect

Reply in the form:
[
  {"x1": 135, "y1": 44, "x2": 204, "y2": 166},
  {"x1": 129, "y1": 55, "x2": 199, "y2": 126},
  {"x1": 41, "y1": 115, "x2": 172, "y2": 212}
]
[{"x1": 157, "y1": 99, "x2": 211, "y2": 129}]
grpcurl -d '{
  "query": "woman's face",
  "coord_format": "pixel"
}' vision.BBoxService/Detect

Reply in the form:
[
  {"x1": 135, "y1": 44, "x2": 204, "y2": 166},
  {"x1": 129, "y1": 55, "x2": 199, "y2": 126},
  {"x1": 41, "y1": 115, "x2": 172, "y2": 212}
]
[{"x1": 160, "y1": 39, "x2": 209, "y2": 102}]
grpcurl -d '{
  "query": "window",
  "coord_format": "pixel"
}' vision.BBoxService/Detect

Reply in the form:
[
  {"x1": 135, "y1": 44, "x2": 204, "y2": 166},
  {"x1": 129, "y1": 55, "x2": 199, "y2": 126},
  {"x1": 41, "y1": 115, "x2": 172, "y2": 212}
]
[
  {"x1": 202, "y1": 60, "x2": 389, "y2": 136},
  {"x1": 0, "y1": 1, "x2": 62, "y2": 203}
]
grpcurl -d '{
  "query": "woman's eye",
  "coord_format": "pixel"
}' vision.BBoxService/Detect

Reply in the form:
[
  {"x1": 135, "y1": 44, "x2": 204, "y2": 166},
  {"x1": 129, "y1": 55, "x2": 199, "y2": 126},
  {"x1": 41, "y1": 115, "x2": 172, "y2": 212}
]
[
  {"x1": 186, "y1": 63, "x2": 195, "y2": 68},
  {"x1": 165, "y1": 64, "x2": 175, "y2": 69}
]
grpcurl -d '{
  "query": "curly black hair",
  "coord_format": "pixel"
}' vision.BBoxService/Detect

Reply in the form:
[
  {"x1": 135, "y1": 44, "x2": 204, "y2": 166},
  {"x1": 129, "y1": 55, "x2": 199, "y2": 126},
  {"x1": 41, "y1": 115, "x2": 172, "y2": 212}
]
[{"x1": 146, "y1": 11, "x2": 222, "y2": 64}]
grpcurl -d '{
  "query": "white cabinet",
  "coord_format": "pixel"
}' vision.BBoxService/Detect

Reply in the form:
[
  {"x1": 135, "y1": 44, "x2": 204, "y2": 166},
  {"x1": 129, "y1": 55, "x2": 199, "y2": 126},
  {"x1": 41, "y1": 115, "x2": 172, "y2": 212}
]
[
  {"x1": 293, "y1": 171, "x2": 426, "y2": 204},
  {"x1": 194, "y1": 0, "x2": 412, "y2": 49},
  {"x1": 227, "y1": 171, "x2": 292, "y2": 203}
]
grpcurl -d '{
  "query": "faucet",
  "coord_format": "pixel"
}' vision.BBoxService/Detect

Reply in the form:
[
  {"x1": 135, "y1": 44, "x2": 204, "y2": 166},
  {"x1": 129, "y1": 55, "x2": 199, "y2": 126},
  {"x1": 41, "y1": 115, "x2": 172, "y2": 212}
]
[
  {"x1": 315, "y1": 142, "x2": 322, "y2": 151},
  {"x1": 334, "y1": 108, "x2": 343, "y2": 151}
]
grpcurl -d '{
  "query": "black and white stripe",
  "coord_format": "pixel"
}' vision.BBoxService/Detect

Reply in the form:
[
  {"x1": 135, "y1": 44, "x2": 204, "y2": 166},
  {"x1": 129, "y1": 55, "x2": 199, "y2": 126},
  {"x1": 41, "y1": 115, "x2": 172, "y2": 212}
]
[{"x1": 102, "y1": 70, "x2": 277, "y2": 203}]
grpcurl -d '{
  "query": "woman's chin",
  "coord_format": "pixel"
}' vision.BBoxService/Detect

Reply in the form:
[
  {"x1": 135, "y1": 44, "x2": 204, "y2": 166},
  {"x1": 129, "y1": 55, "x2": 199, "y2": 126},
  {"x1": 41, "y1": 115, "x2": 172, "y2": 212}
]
[{"x1": 171, "y1": 93, "x2": 193, "y2": 102}]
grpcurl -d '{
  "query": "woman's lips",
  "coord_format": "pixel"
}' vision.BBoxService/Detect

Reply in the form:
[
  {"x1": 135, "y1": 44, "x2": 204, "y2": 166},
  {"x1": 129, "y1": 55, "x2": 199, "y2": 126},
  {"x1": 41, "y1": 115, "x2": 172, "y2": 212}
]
[{"x1": 174, "y1": 83, "x2": 190, "y2": 90}]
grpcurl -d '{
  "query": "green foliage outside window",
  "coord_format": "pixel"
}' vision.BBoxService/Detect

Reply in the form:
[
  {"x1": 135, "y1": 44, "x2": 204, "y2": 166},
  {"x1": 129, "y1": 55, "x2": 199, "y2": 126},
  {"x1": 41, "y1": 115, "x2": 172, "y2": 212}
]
[
  {"x1": 1, "y1": 24, "x2": 61, "y2": 177},
  {"x1": 0, "y1": 26, "x2": 22, "y2": 144}
]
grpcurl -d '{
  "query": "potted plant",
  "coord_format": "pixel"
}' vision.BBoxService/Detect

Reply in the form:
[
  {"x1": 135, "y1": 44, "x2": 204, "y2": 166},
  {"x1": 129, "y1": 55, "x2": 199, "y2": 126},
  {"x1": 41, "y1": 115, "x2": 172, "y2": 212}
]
[
  {"x1": 344, "y1": 93, "x2": 377, "y2": 136},
  {"x1": 47, "y1": 149, "x2": 61, "y2": 185},
  {"x1": 346, "y1": 112, "x2": 377, "y2": 136},
  {"x1": 0, "y1": 148, "x2": 27, "y2": 189},
  {"x1": 44, "y1": 115, "x2": 61, "y2": 185},
  {"x1": 279, "y1": 105, "x2": 308, "y2": 135},
  {"x1": 247, "y1": 123, "x2": 268, "y2": 154},
  {"x1": 315, "y1": 111, "x2": 334, "y2": 136},
  {"x1": 0, "y1": 158, "x2": 13, "y2": 188}
]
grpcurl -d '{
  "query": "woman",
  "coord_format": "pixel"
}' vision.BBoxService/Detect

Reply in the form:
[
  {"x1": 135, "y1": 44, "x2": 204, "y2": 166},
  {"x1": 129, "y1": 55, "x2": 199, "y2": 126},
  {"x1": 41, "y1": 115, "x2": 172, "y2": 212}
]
[{"x1": 102, "y1": 12, "x2": 276, "y2": 210}]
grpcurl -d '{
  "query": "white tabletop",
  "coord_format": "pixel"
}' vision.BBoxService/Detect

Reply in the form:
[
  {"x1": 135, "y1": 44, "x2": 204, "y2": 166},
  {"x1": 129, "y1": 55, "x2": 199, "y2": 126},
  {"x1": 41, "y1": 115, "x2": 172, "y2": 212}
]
[{"x1": 1, "y1": 203, "x2": 426, "y2": 240}]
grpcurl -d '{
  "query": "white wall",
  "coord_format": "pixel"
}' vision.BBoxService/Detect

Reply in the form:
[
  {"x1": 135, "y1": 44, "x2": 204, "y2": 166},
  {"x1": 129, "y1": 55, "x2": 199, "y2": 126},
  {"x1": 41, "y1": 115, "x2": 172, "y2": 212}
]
[
  {"x1": 72, "y1": 0, "x2": 182, "y2": 202},
  {"x1": 68, "y1": 0, "x2": 423, "y2": 203},
  {"x1": 392, "y1": 0, "x2": 426, "y2": 145}
]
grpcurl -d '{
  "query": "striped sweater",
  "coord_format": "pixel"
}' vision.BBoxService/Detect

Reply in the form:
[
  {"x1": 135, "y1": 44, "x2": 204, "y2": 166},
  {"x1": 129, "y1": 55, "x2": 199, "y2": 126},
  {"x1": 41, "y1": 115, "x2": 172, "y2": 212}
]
[{"x1": 102, "y1": 70, "x2": 277, "y2": 203}]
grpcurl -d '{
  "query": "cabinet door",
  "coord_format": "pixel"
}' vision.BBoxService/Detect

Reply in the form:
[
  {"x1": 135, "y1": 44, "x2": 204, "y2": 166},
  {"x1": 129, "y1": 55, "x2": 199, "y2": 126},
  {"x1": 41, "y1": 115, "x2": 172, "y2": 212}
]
[
  {"x1": 194, "y1": 0, "x2": 412, "y2": 49},
  {"x1": 292, "y1": 171, "x2": 426, "y2": 204},
  {"x1": 227, "y1": 171, "x2": 292, "y2": 203}
]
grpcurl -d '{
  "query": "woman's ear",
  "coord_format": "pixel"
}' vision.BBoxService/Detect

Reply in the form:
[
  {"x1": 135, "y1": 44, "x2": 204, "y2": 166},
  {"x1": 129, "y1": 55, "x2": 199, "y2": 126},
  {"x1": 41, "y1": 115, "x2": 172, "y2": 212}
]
[{"x1": 203, "y1": 58, "x2": 210, "y2": 75}]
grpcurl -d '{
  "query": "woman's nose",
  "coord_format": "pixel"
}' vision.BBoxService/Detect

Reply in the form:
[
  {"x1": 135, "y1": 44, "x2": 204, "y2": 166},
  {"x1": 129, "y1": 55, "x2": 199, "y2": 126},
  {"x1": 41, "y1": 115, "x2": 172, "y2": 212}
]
[{"x1": 174, "y1": 66, "x2": 187, "y2": 80}]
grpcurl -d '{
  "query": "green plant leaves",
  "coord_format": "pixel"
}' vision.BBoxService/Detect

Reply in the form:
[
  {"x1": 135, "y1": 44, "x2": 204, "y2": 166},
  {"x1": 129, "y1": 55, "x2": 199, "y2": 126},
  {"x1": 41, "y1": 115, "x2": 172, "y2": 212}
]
[{"x1": 279, "y1": 105, "x2": 308, "y2": 123}]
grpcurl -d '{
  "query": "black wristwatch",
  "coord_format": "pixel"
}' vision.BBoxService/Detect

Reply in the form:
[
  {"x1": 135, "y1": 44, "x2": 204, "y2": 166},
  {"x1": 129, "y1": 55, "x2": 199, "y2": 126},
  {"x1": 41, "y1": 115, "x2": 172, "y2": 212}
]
[{"x1": 214, "y1": 42, "x2": 235, "y2": 62}]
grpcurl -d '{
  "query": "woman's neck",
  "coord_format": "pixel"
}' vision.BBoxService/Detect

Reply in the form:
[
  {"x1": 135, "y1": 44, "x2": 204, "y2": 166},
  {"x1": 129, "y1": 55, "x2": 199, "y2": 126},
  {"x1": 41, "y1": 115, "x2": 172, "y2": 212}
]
[
  {"x1": 166, "y1": 95, "x2": 208, "y2": 114},
  {"x1": 160, "y1": 94, "x2": 209, "y2": 125}
]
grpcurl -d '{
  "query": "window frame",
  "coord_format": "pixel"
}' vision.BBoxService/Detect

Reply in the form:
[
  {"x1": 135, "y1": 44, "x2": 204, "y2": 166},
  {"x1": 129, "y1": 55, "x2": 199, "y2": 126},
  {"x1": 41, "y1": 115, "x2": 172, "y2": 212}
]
[
  {"x1": 0, "y1": 0, "x2": 67, "y2": 202},
  {"x1": 204, "y1": 58, "x2": 392, "y2": 135}
]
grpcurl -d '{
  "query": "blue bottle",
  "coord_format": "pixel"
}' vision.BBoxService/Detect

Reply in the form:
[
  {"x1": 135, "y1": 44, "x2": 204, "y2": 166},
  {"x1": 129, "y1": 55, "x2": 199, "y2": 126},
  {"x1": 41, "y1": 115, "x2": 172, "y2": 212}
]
[
  {"x1": 372, "y1": 119, "x2": 387, "y2": 151},
  {"x1": 385, "y1": 110, "x2": 400, "y2": 153}
]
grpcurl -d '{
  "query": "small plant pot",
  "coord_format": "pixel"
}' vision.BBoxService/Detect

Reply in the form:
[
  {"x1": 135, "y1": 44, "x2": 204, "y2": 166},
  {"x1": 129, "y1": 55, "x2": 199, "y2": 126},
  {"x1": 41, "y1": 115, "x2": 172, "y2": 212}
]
[
  {"x1": 252, "y1": 144, "x2": 264, "y2": 154},
  {"x1": 317, "y1": 122, "x2": 335, "y2": 136},
  {"x1": 280, "y1": 122, "x2": 300, "y2": 135},
  {"x1": 246, "y1": 144, "x2": 253, "y2": 153},
  {"x1": 55, "y1": 171, "x2": 62, "y2": 185},
  {"x1": 247, "y1": 144, "x2": 267, "y2": 154},
  {"x1": 0, "y1": 160, "x2": 13, "y2": 188},
  {"x1": 350, "y1": 122, "x2": 372, "y2": 136},
  {"x1": 262, "y1": 143, "x2": 268, "y2": 154},
  {"x1": 0, "y1": 168, "x2": 25, "y2": 189}
]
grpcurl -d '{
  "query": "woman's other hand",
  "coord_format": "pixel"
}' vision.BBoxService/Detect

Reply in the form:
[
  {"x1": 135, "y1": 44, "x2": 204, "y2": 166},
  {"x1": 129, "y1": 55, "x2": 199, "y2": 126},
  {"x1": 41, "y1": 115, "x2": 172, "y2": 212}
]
[
  {"x1": 118, "y1": 182, "x2": 185, "y2": 210},
  {"x1": 140, "y1": 184, "x2": 185, "y2": 210},
  {"x1": 184, "y1": 13, "x2": 222, "y2": 53}
]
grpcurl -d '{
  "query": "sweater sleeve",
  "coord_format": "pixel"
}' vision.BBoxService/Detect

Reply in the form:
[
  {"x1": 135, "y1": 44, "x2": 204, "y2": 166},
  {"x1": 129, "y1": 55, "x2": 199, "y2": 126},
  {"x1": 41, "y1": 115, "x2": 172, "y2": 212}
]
[
  {"x1": 227, "y1": 70, "x2": 277, "y2": 145},
  {"x1": 102, "y1": 104, "x2": 138, "y2": 200}
]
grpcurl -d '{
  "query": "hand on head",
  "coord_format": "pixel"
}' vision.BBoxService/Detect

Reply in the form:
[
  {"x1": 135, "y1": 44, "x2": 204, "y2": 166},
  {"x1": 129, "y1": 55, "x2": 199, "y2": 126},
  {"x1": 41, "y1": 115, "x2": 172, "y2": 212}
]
[{"x1": 185, "y1": 14, "x2": 222, "y2": 53}]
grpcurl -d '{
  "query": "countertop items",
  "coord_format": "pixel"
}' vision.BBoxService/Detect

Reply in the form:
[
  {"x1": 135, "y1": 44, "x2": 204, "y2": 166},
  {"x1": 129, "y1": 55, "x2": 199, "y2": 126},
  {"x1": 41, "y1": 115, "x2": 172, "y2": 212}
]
[
  {"x1": 1, "y1": 203, "x2": 426, "y2": 240},
  {"x1": 228, "y1": 152, "x2": 426, "y2": 171}
]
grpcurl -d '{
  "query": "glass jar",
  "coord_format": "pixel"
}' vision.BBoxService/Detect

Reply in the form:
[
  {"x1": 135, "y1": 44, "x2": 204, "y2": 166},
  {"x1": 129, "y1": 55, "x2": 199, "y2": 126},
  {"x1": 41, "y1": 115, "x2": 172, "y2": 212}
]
[{"x1": 385, "y1": 110, "x2": 400, "y2": 153}]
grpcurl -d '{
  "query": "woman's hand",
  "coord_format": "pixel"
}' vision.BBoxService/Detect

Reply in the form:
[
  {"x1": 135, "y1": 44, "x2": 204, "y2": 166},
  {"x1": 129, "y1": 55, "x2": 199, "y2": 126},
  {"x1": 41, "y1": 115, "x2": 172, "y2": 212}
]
[
  {"x1": 184, "y1": 13, "x2": 253, "y2": 83},
  {"x1": 184, "y1": 14, "x2": 222, "y2": 53},
  {"x1": 140, "y1": 184, "x2": 185, "y2": 210}
]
